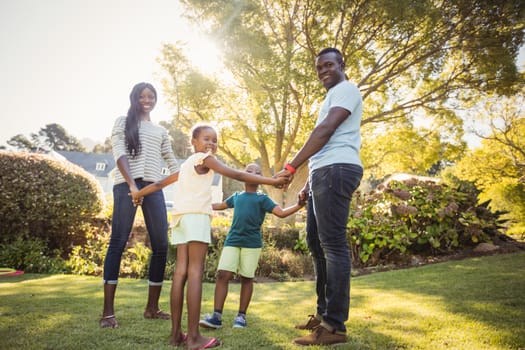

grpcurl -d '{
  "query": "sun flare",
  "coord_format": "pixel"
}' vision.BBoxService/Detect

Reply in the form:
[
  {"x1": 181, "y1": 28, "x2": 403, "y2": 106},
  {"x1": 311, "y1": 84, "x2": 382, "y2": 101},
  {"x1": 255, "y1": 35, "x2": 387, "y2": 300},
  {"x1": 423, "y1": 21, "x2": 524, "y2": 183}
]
[{"x1": 185, "y1": 35, "x2": 224, "y2": 76}]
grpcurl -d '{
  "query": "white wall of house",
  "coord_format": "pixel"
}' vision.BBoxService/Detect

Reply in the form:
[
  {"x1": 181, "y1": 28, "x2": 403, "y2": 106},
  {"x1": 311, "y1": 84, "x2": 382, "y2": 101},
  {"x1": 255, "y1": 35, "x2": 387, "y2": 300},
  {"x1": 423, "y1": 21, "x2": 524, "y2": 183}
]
[{"x1": 95, "y1": 175, "x2": 114, "y2": 194}]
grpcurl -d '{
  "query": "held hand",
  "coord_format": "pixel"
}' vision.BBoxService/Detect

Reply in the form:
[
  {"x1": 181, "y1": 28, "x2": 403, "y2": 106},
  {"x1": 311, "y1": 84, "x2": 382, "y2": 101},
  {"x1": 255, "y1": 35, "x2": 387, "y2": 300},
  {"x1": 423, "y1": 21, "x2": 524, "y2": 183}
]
[
  {"x1": 297, "y1": 190, "x2": 308, "y2": 207},
  {"x1": 273, "y1": 169, "x2": 294, "y2": 189},
  {"x1": 300, "y1": 181, "x2": 310, "y2": 195},
  {"x1": 273, "y1": 174, "x2": 290, "y2": 188},
  {"x1": 129, "y1": 187, "x2": 143, "y2": 207},
  {"x1": 297, "y1": 182, "x2": 309, "y2": 206},
  {"x1": 129, "y1": 192, "x2": 143, "y2": 207}
]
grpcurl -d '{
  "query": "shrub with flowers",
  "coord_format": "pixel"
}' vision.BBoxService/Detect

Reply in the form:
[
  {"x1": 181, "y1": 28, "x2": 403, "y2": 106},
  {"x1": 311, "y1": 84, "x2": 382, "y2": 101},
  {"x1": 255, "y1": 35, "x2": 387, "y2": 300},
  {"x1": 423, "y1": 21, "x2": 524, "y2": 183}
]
[{"x1": 348, "y1": 178, "x2": 506, "y2": 266}]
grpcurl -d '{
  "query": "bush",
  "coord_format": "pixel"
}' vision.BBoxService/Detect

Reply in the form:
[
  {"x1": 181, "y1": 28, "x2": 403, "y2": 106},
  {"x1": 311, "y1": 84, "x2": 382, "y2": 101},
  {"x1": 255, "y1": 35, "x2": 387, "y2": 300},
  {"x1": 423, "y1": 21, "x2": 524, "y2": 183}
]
[
  {"x1": 67, "y1": 220, "x2": 152, "y2": 279},
  {"x1": 348, "y1": 178, "x2": 506, "y2": 266},
  {"x1": 66, "y1": 220, "x2": 110, "y2": 276},
  {"x1": 0, "y1": 236, "x2": 68, "y2": 273},
  {"x1": 256, "y1": 240, "x2": 313, "y2": 281},
  {"x1": 0, "y1": 152, "x2": 104, "y2": 254},
  {"x1": 263, "y1": 227, "x2": 301, "y2": 249}
]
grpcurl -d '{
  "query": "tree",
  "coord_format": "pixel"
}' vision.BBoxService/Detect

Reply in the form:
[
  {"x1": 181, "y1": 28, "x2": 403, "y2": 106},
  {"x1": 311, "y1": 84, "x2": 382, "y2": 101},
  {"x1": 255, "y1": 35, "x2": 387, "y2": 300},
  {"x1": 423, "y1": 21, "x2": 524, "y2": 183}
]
[
  {"x1": 450, "y1": 90, "x2": 525, "y2": 234},
  {"x1": 159, "y1": 119, "x2": 194, "y2": 159},
  {"x1": 472, "y1": 93, "x2": 525, "y2": 184},
  {"x1": 6, "y1": 124, "x2": 86, "y2": 152},
  {"x1": 92, "y1": 137, "x2": 112, "y2": 154},
  {"x1": 7, "y1": 134, "x2": 34, "y2": 152},
  {"x1": 163, "y1": 0, "x2": 524, "y2": 210},
  {"x1": 31, "y1": 123, "x2": 85, "y2": 152},
  {"x1": 361, "y1": 123, "x2": 466, "y2": 180}
]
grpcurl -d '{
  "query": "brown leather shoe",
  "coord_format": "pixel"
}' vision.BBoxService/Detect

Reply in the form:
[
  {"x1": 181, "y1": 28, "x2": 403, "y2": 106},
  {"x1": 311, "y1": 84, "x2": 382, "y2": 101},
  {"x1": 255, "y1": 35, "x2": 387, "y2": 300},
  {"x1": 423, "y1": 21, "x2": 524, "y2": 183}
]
[
  {"x1": 293, "y1": 325, "x2": 347, "y2": 346},
  {"x1": 294, "y1": 314, "x2": 322, "y2": 330}
]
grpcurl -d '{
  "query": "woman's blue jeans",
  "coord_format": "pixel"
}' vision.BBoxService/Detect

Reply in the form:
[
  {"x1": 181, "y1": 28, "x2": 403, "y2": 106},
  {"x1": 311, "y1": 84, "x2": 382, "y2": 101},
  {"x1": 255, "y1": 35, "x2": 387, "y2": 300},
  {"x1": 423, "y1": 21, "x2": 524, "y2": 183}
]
[
  {"x1": 306, "y1": 163, "x2": 363, "y2": 332},
  {"x1": 103, "y1": 180, "x2": 168, "y2": 285}
]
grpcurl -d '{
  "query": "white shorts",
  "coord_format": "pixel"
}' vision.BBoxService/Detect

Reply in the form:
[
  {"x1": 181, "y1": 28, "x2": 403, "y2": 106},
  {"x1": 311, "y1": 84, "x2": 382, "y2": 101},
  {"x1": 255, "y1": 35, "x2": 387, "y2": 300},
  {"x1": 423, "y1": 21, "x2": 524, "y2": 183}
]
[{"x1": 171, "y1": 214, "x2": 211, "y2": 245}]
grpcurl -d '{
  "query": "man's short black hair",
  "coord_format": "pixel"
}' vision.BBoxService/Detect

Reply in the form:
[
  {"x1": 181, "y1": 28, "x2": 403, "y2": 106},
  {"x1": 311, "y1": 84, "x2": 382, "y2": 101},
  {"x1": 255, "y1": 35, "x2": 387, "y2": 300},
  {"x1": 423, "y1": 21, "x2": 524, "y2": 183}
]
[{"x1": 317, "y1": 48, "x2": 344, "y2": 63}]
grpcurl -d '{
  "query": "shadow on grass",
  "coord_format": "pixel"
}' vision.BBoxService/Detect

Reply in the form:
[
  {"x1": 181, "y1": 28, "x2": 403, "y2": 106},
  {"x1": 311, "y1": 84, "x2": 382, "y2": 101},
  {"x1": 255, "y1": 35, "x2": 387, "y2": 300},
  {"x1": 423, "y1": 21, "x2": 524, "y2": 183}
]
[
  {"x1": 197, "y1": 280, "x2": 405, "y2": 349},
  {"x1": 1, "y1": 253, "x2": 524, "y2": 349},
  {"x1": 0, "y1": 273, "x2": 49, "y2": 283},
  {"x1": 351, "y1": 251, "x2": 525, "y2": 349}
]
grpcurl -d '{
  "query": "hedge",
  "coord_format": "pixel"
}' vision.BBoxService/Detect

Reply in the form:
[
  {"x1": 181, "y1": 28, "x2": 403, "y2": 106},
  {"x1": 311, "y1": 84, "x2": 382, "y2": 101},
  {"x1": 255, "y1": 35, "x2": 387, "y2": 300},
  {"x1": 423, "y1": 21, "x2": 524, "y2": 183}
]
[{"x1": 0, "y1": 151, "x2": 104, "y2": 253}]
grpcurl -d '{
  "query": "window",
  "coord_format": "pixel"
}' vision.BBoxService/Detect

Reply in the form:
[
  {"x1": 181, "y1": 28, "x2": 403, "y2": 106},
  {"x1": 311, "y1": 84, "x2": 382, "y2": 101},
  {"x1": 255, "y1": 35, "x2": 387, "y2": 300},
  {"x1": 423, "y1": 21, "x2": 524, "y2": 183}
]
[{"x1": 95, "y1": 162, "x2": 106, "y2": 171}]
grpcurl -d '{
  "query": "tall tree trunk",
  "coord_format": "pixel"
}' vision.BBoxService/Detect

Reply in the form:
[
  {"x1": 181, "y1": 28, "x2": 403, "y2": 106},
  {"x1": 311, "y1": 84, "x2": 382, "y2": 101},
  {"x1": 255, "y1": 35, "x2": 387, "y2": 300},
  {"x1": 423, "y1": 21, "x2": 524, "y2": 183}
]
[{"x1": 265, "y1": 164, "x2": 308, "y2": 227}]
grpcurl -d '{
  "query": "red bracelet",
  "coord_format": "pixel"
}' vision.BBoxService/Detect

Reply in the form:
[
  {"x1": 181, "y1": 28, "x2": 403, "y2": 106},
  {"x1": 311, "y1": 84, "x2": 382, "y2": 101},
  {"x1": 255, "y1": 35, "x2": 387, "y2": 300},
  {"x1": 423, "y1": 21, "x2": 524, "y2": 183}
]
[{"x1": 284, "y1": 163, "x2": 296, "y2": 174}]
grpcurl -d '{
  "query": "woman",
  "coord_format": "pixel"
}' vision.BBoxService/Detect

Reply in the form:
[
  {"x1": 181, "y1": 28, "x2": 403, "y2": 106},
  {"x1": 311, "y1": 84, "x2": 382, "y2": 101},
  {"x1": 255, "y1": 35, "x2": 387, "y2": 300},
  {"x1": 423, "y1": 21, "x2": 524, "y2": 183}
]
[{"x1": 100, "y1": 82, "x2": 179, "y2": 328}]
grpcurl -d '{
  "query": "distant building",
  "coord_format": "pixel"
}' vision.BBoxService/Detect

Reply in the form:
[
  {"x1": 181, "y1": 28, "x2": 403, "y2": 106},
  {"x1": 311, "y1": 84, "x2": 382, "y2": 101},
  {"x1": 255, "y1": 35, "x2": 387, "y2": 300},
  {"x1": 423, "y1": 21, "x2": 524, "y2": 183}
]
[
  {"x1": 57, "y1": 151, "x2": 115, "y2": 193},
  {"x1": 57, "y1": 151, "x2": 223, "y2": 203}
]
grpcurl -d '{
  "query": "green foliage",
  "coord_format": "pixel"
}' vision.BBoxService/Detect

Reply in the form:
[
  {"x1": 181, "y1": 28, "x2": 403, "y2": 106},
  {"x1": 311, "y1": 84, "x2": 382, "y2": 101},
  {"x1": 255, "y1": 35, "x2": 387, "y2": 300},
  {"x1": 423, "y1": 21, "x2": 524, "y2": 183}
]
[
  {"x1": 263, "y1": 227, "x2": 301, "y2": 250},
  {"x1": 293, "y1": 236, "x2": 309, "y2": 254},
  {"x1": 7, "y1": 123, "x2": 86, "y2": 152},
  {"x1": 210, "y1": 213, "x2": 234, "y2": 228},
  {"x1": 66, "y1": 225, "x2": 108, "y2": 276},
  {"x1": 120, "y1": 242, "x2": 151, "y2": 279},
  {"x1": 66, "y1": 221, "x2": 312, "y2": 282},
  {"x1": 67, "y1": 226, "x2": 153, "y2": 279},
  {"x1": 37, "y1": 172, "x2": 510, "y2": 279},
  {"x1": 256, "y1": 240, "x2": 310, "y2": 281},
  {"x1": 32, "y1": 123, "x2": 86, "y2": 151},
  {"x1": 159, "y1": 120, "x2": 192, "y2": 159},
  {"x1": 203, "y1": 243, "x2": 222, "y2": 282},
  {"x1": 0, "y1": 236, "x2": 68, "y2": 273},
  {"x1": 361, "y1": 124, "x2": 466, "y2": 179},
  {"x1": 0, "y1": 152, "x2": 104, "y2": 253},
  {"x1": 451, "y1": 93, "x2": 525, "y2": 234},
  {"x1": 171, "y1": 0, "x2": 524, "y2": 213},
  {"x1": 6, "y1": 134, "x2": 33, "y2": 151},
  {"x1": 349, "y1": 178, "x2": 505, "y2": 265},
  {"x1": 91, "y1": 137, "x2": 112, "y2": 154}
]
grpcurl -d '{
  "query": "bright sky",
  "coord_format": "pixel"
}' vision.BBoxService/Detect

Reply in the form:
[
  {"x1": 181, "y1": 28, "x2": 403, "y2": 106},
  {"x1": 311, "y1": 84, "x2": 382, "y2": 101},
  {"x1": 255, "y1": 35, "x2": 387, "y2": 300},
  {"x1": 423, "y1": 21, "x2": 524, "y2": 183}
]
[
  {"x1": 0, "y1": 0, "x2": 221, "y2": 147},
  {"x1": 1, "y1": 1, "x2": 524, "y2": 149}
]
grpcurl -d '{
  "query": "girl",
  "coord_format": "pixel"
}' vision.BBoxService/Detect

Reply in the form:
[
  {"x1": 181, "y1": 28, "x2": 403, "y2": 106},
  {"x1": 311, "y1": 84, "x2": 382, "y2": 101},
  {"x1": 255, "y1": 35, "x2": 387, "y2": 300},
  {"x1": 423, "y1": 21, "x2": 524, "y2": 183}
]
[
  {"x1": 101, "y1": 82, "x2": 179, "y2": 328},
  {"x1": 133, "y1": 124, "x2": 288, "y2": 349}
]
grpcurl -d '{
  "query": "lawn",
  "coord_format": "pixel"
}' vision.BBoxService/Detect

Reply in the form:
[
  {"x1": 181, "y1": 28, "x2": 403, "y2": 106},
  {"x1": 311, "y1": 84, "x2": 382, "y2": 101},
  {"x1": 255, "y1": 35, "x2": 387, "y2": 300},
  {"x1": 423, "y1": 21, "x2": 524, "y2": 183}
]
[{"x1": 1, "y1": 252, "x2": 524, "y2": 350}]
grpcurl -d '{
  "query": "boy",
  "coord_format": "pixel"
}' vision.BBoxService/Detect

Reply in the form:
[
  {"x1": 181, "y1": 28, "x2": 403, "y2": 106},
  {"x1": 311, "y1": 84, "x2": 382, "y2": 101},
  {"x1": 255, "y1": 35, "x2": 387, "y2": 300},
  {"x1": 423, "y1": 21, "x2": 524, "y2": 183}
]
[{"x1": 200, "y1": 163, "x2": 305, "y2": 328}]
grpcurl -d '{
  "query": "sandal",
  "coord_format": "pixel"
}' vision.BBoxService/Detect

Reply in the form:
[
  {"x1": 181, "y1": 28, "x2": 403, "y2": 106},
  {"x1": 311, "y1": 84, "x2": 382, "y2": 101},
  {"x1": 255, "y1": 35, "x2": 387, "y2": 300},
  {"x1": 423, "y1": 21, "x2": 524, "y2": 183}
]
[
  {"x1": 200, "y1": 337, "x2": 221, "y2": 349},
  {"x1": 144, "y1": 309, "x2": 170, "y2": 320},
  {"x1": 185, "y1": 336, "x2": 221, "y2": 350},
  {"x1": 99, "y1": 314, "x2": 118, "y2": 328}
]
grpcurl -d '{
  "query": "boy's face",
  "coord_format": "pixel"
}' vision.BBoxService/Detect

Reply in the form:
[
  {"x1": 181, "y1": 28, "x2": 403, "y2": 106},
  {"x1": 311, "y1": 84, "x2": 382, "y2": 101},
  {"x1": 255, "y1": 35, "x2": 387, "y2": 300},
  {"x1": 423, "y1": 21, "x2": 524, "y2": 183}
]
[
  {"x1": 244, "y1": 164, "x2": 262, "y2": 187},
  {"x1": 245, "y1": 164, "x2": 262, "y2": 175}
]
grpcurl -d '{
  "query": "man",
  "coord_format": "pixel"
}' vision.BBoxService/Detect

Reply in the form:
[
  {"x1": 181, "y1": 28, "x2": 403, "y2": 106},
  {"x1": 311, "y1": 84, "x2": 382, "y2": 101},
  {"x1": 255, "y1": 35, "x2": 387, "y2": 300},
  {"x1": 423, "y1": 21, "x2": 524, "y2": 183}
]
[{"x1": 275, "y1": 47, "x2": 363, "y2": 346}]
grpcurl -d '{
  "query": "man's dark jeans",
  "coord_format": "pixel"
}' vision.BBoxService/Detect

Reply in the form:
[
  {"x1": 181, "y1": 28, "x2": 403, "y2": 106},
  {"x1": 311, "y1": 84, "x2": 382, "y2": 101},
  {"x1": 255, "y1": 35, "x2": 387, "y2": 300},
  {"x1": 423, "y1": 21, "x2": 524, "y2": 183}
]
[
  {"x1": 306, "y1": 163, "x2": 363, "y2": 332},
  {"x1": 103, "y1": 179, "x2": 168, "y2": 285}
]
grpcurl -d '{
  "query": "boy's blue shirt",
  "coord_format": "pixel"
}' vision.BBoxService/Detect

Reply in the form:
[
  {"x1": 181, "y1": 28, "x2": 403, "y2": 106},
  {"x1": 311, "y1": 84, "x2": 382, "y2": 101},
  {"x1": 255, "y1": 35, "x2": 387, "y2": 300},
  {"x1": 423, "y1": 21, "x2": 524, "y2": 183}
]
[{"x1": 223, "y1": 191, "x2": 276, "y2": 248}]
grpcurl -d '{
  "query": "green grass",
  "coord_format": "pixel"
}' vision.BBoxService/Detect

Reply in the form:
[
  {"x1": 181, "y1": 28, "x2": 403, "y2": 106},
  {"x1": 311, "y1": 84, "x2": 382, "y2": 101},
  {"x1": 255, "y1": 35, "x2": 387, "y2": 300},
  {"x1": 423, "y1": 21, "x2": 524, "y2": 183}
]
[{"x1": 1, "y1": 252, "x2": 524, "y2": 350}]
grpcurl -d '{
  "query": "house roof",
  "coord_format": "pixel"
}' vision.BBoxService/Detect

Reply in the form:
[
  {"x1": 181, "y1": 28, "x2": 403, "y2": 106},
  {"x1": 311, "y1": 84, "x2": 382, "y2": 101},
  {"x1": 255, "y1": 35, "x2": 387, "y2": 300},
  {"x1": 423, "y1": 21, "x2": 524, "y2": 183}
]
[{"x1": 57, "y1": 151, "x2": 115, "y2": 177}]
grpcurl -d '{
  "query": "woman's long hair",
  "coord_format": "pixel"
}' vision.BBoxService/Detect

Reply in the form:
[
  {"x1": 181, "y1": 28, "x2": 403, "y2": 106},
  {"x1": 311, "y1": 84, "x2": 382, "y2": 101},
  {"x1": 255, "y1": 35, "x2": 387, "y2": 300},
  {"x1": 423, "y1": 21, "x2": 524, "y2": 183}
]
[{"x1": 125, "y1": 82, "x2": 157, "y2": 157}]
